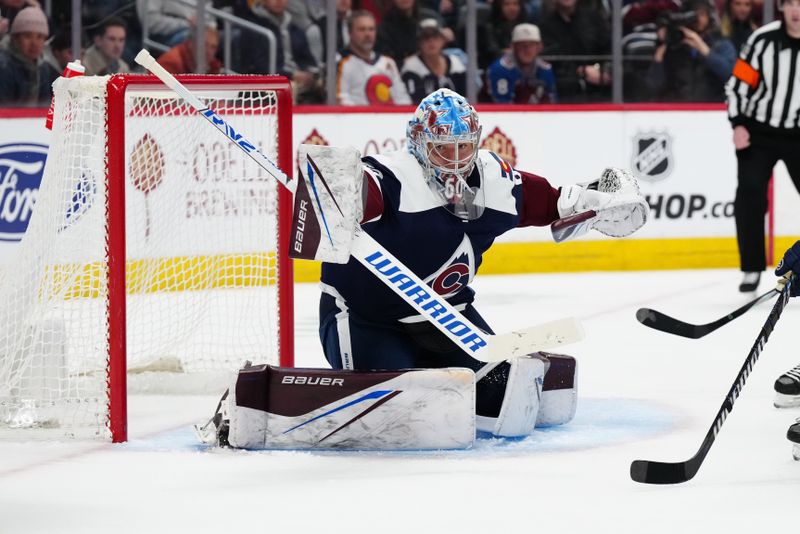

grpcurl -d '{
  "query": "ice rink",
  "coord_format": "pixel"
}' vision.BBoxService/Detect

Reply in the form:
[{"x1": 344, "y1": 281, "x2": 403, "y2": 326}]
[{"x1": 1, "y1": 268, "x2": 799, "y2": 533}]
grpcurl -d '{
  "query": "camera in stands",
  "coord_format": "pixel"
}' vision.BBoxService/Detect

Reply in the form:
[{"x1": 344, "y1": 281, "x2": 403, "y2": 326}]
[{"x1": 657, "y1": 11, "x2": 699, "y2": 47}]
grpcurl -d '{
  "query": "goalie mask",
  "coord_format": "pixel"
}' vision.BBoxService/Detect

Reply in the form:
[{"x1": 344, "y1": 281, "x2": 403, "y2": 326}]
[{"x1": 407, "y1": 89, "x2": 484, "y2": 220}]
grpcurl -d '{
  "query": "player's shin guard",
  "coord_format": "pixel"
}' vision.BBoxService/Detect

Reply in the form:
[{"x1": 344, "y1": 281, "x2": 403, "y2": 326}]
[{"x1": 203, "y1": 364, "x2": 476, "y2": 450}]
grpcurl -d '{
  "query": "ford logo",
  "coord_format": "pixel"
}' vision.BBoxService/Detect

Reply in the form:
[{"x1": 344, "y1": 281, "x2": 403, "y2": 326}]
[{"x1": 0, "y1": 143, "x2": 47, "y2": 242}]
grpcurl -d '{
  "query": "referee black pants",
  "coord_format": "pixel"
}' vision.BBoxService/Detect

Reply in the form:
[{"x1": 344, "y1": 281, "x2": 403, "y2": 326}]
[{"x1": 734, "y1": 133, "x2": 800, "y2": 272}]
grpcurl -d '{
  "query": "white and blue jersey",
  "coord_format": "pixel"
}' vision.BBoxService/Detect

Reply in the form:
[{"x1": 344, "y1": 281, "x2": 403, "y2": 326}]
[{"x1": 319, "y1": 149, "x2": 561, "y2": 370}]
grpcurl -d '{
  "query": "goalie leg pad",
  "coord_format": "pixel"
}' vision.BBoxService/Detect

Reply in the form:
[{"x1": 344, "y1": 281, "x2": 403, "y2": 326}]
[
  {"x1": 476, "y1": 356, "x2": 545, "y2": 437},
  {"x1": 536, "y1": 353, "x2": 578, "y2": 427},
  {"x1": 222, "y1": 364, "x2": 475, "y2": 450}
]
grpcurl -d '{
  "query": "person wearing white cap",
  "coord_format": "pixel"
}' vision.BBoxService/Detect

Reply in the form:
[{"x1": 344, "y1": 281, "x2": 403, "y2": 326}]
[
  {"x1": 486, "y1": 23, "x2": 557, "y2": 104},
  {"x1": 0, "y1": 5, "x2": 58, "y2": 105}
]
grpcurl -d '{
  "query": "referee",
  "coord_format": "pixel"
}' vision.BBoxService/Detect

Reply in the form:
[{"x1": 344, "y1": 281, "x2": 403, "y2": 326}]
[{"x1": 724, "y1": 0, "x2": 800, "y2": 293}]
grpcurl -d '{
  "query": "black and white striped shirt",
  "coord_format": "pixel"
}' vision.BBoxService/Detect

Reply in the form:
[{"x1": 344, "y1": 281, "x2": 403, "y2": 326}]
[{"x1": 725, "y1": 20, "x2": 800, "y2": 134}]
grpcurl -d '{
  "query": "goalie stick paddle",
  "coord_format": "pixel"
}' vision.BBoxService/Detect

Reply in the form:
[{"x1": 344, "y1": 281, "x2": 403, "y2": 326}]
[
  {"x1": 630, "y1": 275, "x2": 794, "y2": 485},
  {"x1": 635, "y1": 288, "x2": 778, "y2": 339},
  {"x1": 550, "y1": 210, "x2": 597, "y2": 243},
  {"x1": 134, "y1": 49, "x2": 585, "y2": 363}
]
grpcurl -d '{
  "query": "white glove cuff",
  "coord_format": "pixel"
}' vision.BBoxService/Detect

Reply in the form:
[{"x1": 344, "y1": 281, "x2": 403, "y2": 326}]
[{"x1": 557, "y1": 185, "x2": 584, "y2": 218}]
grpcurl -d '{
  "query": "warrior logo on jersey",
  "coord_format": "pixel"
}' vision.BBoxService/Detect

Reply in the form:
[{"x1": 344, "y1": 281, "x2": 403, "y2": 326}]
[
  {"x1": 424, "y1": 235, "x2": 475, "y2": 297},
  {"x1": 631, "y1": 131, "x2": 673, "y2": 183}
]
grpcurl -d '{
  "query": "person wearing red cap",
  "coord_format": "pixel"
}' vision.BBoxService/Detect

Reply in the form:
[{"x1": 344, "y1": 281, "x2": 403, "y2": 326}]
[{"x1": 0, "y1": 5, "x2": 58, "y2": 105}]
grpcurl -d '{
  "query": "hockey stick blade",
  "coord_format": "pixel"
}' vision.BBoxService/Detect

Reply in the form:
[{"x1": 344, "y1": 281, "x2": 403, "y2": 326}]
[
  {"x1": 630, "y1": 276, "x2": 794, "y2": 484},
  {"x1": 488, "y1": 317, "x2": 585, "y2": 361},
  {"x1": 636, "y1": 288, "x2": 778, "y2": 339}
]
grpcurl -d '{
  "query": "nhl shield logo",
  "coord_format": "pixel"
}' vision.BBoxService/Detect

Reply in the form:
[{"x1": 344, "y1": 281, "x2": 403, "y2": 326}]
[{"x1": 631, "y1": 131, "x2": 673, "y2": 183}]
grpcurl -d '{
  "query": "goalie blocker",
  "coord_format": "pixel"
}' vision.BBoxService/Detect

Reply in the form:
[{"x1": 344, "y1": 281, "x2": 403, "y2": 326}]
[{"x1": 198, "y1": 353, "x2": 577, "y2": 450}]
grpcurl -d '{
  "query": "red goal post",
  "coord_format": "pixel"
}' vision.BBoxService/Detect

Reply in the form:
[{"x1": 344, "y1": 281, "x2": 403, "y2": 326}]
[{"x1": 0, "y1": 74, "x2": 294, "y2": 443}]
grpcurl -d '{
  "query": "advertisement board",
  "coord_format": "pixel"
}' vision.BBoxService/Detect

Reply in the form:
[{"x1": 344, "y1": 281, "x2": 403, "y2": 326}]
[{"x1": 1, "y1": 105, "x2": 798, "y2": 275}]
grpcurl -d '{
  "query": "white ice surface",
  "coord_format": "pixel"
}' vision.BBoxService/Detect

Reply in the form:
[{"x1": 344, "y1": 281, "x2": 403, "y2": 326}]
[{"x1": 1, "y1": 269, "x2": 799, "y2": 533}]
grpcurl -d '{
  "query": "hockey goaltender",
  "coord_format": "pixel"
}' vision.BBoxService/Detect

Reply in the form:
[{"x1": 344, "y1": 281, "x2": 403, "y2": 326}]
[{"x1": 196, "y1": 89, "x2": 649, "y2": 450}]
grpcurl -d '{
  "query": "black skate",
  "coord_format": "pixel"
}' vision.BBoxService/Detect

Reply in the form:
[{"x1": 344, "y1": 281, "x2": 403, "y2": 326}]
[
  {"x1": 774, "y1": 364, "x2": 800, "y2": 408},
  {"x1": 739, "y1": 272, "x2": 760, "y2": 292},
  {"x1": 788, "y1": 420, "x2": 800, "y2": 461}
]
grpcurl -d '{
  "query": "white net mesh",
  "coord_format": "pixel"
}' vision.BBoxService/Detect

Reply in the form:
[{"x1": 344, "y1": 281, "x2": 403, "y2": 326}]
[{"x1": 0, "y1": 76, "x2": 289, "y2": 440}]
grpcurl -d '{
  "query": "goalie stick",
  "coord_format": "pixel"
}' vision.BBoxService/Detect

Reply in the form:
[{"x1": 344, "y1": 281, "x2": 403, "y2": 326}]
[
  {"x1": 630, "y1": 275, "x2": 794, "y2": 484},
  {"x1": 636, "y1": 288, "x2": 778, "y2": 339},
  {"x1": 133, "y1": 50, "x2": 584, "y2": 362},
  {"x1": 550, "y1": 210, "x2": 597, "y2": 243}
]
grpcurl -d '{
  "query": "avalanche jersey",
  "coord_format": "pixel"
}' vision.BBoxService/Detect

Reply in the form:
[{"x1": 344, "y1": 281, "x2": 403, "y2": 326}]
[
  {"x1": 320, "y1": 149, "x2": 561, "y2": 324},
  {"x1": 336, "y1": 50, "x2": 412, "y2": 106},
  {"x1": 487, "y1": 53, "x2": 558, "y2": 104}
]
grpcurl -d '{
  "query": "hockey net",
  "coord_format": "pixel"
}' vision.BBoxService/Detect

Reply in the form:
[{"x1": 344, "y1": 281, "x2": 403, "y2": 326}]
[{"x1": 0, "y1": 75, "x2": 294, "y2": 441}]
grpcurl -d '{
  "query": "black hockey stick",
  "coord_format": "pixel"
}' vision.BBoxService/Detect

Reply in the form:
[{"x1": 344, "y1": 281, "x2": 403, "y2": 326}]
[
  {"x1": 636, "y1": 288, "x2": 778, "y2": 339},
  {"x1": 630, "y1": 275, "x2": 794, "y2": 484}
]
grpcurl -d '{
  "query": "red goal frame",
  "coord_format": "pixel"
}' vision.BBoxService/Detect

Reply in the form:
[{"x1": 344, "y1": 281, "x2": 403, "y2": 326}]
[{"x1": 104, "y1": 74, "x2": 294, "y2": 442}]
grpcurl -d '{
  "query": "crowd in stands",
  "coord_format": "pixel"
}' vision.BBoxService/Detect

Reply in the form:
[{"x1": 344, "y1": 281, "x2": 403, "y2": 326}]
[{"x1": 0, "y1": 0, "x2": 764, "y2": 106}]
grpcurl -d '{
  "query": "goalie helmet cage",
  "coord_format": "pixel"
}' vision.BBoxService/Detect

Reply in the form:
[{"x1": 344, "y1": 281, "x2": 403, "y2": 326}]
[{"x1": 0, "y1": 74, "x2": 294, "y2": 443}]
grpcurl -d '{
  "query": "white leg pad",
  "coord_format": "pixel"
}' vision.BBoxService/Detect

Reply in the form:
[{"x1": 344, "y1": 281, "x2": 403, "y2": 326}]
[
  {"x1": 224, "y1": 365, "x2": 476, "y2": 450},
  {"x1": 477, "y1": 356, "x2": 545, "y2": 437},
  {"x1": 536, "y1": 353, "x2": 578, "y2": 427}
]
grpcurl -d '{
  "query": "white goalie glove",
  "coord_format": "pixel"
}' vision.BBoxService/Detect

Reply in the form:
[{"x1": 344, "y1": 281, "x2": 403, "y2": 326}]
[{"x1": 555, "y1": 168, "x2": 649, "y2": 241}]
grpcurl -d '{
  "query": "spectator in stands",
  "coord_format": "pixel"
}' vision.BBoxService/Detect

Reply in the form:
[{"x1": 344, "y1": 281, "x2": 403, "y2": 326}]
[
  {"x1": 288, "y1": 0, "x2": 326, "y2": 31},
  {"x1": 486, "y1": 23, "x2": 557, "y2": 103},
  {"x1": 377, "y1": 0, "x2": 447, "y2": 67},
  {"x1": 238, "y1": 0, "x2": 321, "y2": 103},
  {"x1": 43, "y1": 30, "x2": 75, "y2": 72},
  {"x1": 84, "y1": 0, "x2": 144, "y2": 65},
  {"x1": 157, "y1": 25, "x2": 221, "y2": 74},
  {"x1": 0, "y1": 6, "x2": 58, "y2": 105},
  {"x1": 421, "y1": 0, "x2": 459, "y2": 29},
  {"x1": 647, "y1": 0, "x2": 736, "y2": 101},
  {"x1": 337, "y1": 10, "x2": 411, "y2": 105},
  {"x1": 488, "y1": 0, "x2": 529, "y2": 56},
  {"x1": 83, "y1": 17, "x2": 131, "y2": 75},
  {"x1": 401, "y1": 18, "x2": 466, "y2": 103},
  {"x1": 306, "y1": 0, "x2": 352, "y2": 68},
  {"x1": 0, "y1": 0, "x2": 41, "y2": 40},
  {"x1": 720, "y1": 0, "x2": 758, "y2": 51},
  {"x1": 622, "y1": 0, "x2": 681, "y2": 34},
  {"x1": 539, "y1": 0, "x2": 611, "y2": 102},
  {"x1": 458, "y1": 0, "x2": 527, "y2": 72},
  {"x1": 136, "y1": 0, "x2": 211, "y2": 47},
  {"x1": 358, "y1": 0, "x2": 385, "y2": 23}
]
